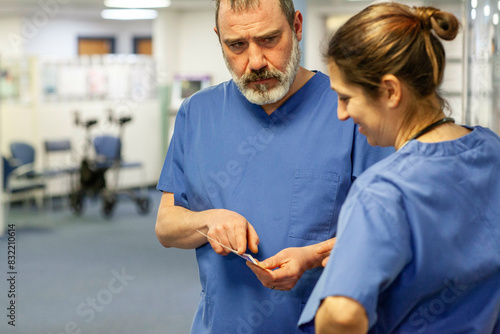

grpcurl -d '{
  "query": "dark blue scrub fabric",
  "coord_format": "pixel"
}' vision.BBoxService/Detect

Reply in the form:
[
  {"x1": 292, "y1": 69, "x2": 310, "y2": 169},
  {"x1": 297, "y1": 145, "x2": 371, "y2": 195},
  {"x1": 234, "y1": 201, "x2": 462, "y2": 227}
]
[
  {"x1": 157, "y1": 72, "x2": 392, "y2": 333},
  {"x1": 299, "y1": 126, "x2": 500, "y2": 334}
]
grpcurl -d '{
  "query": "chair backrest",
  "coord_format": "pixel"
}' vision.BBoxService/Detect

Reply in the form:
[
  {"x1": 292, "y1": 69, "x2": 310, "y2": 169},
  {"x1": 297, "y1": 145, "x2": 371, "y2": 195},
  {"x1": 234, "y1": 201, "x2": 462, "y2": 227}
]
[
  {"x1": 43, "y1": 139, "x2": 75, "y2": 174},
  {"x1": 10, "y1": 142, "x2": 35, "y2": 166},
  {"x1": 44, "y1": 140, "x2": 72, "y2": 153},
  {"x1": 94, "y1": 135, "x2": 121, "y2": 161}
]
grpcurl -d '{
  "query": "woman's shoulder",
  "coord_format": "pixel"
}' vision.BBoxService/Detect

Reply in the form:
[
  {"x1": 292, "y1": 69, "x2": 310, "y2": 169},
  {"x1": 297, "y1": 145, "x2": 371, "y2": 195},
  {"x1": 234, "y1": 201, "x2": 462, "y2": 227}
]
[{"x1": 348, "y1": 154, "x2": 408, "y2": 200}]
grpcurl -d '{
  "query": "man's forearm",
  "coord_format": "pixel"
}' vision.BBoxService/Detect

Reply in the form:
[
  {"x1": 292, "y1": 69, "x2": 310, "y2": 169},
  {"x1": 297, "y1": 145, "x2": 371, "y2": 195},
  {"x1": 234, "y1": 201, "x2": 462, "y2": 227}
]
[
  {"x1": 155, "y1": 192, "x2": 209, "y2": 249},
  {"x1": 155, "y1": 192, "x2": 258, "y2": 254}
]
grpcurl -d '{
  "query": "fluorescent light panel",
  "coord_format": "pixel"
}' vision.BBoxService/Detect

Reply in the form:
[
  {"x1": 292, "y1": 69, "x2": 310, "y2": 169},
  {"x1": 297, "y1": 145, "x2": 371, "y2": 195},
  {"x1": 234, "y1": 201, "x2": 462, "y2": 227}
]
[
  {"x1": 104, "y1": 0, "x2": 170, "y2": 8},
  {"x1": 101, "y1": 9, "x2": 159, "y2": 20}
]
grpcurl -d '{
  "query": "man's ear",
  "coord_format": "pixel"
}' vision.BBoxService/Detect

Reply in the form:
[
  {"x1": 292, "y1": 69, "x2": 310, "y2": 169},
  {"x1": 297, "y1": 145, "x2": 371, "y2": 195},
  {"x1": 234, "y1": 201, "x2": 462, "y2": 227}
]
[
  {"x1": 293, "y1": 10, "x2": 304, "y2": 41},
  {"x1": 214, "y1": 27, "x2": 220, "y2": 41},
  {"x1": 380, "y1": 74, "x2": 402, "y2": 108}
]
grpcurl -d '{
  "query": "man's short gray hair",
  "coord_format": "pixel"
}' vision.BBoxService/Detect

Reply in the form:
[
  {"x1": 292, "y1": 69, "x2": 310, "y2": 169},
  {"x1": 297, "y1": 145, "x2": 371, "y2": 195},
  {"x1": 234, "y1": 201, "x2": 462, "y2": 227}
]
[{"x1": 214, "y1": 0, "x2": 296, "y2": 32}]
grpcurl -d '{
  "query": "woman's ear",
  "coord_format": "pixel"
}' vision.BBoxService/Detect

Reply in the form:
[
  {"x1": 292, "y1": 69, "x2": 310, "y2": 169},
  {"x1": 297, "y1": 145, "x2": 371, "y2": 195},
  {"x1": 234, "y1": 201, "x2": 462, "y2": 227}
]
[{"x1": 380, "y1": 74, "x2": 402, "y2": 108}]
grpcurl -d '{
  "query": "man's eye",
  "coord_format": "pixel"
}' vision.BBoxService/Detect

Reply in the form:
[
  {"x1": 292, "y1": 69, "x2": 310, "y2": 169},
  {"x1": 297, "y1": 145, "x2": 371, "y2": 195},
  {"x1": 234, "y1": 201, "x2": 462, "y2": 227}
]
[
  {"x1": 339, "y1": 96, "x2": 350, "y2": 103},
  {"x1": 230, "y1": 42, "x2": 245, "y2": 49},
  {"x1": 261, "y1": 36, "x2": 277, "y2": 45}
]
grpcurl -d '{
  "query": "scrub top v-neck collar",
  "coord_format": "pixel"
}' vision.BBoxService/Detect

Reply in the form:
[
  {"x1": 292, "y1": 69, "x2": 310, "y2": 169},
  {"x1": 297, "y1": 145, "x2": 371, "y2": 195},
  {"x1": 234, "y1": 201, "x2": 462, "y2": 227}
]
[{"x1": 233, "y1": 71, "x2": 321, "y2": 127}]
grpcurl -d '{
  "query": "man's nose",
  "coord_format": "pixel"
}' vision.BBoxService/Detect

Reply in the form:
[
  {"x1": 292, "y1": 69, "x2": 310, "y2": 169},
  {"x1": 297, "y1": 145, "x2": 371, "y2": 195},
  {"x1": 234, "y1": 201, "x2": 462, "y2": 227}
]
[{"x1": 247, "y1": 43, "x2": 267, "y2": 72}]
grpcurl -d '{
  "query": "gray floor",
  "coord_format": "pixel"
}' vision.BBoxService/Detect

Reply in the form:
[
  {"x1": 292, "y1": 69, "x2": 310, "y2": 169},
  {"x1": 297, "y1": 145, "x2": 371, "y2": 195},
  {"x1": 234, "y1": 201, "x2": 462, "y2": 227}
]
[{"x1": 0, "y1": 191, "x2": 200, "y2": 334}]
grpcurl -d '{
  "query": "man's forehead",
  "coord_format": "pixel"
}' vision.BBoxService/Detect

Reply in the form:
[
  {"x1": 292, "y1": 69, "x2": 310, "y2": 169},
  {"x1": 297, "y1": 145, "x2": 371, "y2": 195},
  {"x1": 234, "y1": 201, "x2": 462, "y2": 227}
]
[
  {"x1": 218, "y1": 0, "x2": 283, "y2": 22},
  {"x1": 219, "y1": 0, "x2": 261, "y2": 12},
  {"x1": 217, "y1": 0, "x2": 286, "y2": 35}
]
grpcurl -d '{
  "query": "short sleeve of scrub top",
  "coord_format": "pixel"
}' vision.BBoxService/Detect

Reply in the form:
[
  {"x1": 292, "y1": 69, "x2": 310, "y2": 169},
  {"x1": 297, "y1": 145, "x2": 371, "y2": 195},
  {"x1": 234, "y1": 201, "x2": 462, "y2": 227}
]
[
  {"x1": 299, "y1": 182, "x2": 413, "y2": 328},
  {"x1": 157, "y1": 98, "x2": 189, "y2": 208}
]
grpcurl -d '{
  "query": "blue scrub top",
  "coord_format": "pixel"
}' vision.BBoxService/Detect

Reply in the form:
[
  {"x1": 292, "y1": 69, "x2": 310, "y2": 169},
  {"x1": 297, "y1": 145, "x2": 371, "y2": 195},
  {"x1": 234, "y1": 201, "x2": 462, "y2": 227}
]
[
  {"x1": 299, "y1": 126, "x2": 500, "y2": 333},
  {"x1": 158, "y1": 72, "x2": 392, "y2": 333}
]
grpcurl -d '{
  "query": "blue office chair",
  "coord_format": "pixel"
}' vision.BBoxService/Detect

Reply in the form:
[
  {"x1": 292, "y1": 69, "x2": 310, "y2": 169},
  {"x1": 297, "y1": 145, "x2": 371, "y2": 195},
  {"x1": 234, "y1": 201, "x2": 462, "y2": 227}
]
[
  {"x1": 9, "y1": 142, "x2": 37, "y2": 178},
  {"x1": 2, "y1": 156, "x2": 46, "y2": 213}
]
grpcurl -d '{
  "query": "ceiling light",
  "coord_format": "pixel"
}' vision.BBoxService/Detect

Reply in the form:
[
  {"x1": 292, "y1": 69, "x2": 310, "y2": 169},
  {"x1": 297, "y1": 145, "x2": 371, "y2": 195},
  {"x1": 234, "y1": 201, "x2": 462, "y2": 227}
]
[
  {"x1": 101, "y1": 9, "x2": 159, "y2": 20},
  {"x1": 104, "y1": 0, "x2": 170, "y2": 8},
  {"x1": 484, "y1": 5, "x2": 491, "y2": 16}
]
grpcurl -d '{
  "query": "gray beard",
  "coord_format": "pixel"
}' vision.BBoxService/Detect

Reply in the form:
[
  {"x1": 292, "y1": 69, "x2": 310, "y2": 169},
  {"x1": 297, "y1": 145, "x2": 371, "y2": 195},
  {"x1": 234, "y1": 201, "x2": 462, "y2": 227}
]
[{"x1": 223, "y1": 35, "x2": 302, "y2": 106}]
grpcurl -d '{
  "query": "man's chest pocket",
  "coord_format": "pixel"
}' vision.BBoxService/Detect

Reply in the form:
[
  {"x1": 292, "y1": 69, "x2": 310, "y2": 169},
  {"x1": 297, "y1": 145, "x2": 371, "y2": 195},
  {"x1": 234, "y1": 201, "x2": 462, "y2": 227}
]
[{"x1": 289, "y1": 170, "x2": 340, "y2": 241}]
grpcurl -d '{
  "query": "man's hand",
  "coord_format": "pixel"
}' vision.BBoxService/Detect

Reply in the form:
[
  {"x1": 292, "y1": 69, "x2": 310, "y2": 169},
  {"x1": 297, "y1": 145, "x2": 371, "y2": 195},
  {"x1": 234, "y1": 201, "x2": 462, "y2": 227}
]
[{"x1": 202, "y1": 209, "x2": 260, "y2": 256}]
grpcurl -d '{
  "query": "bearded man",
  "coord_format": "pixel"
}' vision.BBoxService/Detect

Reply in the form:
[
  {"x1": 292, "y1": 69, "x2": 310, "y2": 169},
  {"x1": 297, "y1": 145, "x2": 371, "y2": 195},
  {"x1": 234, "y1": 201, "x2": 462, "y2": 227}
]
[{"x1": 155, "y1": 0, "x2": 391, "y2": 333}]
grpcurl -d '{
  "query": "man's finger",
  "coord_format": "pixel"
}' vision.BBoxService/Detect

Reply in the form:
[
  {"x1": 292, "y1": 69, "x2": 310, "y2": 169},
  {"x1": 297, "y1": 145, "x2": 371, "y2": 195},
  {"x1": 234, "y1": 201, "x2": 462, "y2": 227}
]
[
  {"x1": 234, "y1": 223, "x2": 248, "y2": 254},
  {"x1": 317, "y1": 238, "x2": 336, "y2": 254},
  {"x1": 209, "y1": 240, "x2": 225, "y2": 255},
  {"x1": 246, "y1": 261, "x2": 274, "y2": 277},
  {"x1": 259, "y1": 254, "x2": 283, "y2": 270},
  {"x1": 247, "y1": 222, "x2": 260, "y2": 254}
]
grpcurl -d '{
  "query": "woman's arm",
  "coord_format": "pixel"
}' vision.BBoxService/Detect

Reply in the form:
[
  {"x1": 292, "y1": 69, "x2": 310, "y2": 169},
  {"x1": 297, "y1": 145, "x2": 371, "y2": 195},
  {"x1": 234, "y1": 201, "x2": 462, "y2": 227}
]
[{"x1": 315, "y1": 296, "x2": 369, "y2": 334}]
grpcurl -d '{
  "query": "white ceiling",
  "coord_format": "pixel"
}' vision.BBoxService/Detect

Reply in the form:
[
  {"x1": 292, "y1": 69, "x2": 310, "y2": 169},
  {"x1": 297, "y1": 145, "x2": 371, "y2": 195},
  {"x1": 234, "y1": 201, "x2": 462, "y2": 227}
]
[{"x1": 0, "y1": 0, "x2": 215, "y2": 18}]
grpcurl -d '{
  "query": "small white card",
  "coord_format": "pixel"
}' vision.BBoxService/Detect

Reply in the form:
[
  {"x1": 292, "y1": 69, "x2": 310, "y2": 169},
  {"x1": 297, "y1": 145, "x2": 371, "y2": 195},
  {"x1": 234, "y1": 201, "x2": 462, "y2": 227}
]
[{"x1": 196, "y1": 230, "x2": 259, "y2": 265}]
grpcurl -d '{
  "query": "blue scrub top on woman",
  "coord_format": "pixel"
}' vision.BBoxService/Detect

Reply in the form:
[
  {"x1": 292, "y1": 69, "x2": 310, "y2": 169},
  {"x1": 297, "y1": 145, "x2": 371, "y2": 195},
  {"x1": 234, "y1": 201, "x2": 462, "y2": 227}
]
[
  {"x1": 299, "y1": 126, "x2": 500, "y2": 333},
  {"x1": 157, "y1": 72, "x2": 392, "y2": 333}
]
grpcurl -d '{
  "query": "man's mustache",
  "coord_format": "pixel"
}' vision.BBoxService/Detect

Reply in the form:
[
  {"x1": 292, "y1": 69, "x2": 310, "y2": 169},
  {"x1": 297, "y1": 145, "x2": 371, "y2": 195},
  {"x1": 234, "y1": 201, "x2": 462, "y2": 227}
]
[{"x1": 242, "y1": 69, "x2": 283, "y2": 84}]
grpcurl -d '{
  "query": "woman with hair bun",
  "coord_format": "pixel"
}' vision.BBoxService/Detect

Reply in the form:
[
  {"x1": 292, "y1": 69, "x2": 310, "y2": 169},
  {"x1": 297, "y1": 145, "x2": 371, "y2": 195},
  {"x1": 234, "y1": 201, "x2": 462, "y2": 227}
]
[{"x1": 298, "y1": 2, "x2": 500, "y2": 333}]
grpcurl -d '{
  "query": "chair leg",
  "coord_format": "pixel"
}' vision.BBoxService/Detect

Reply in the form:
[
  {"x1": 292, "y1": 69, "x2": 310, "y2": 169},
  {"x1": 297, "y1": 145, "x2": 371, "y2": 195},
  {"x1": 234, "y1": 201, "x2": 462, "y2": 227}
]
[{"x1": 34, "y1": 191, "x2": 44, "y2": 211}]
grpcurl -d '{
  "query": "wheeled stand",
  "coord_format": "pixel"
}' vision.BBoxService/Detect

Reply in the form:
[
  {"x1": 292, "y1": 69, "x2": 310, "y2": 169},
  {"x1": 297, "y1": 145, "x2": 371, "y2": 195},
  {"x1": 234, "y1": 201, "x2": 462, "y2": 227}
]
[{"x1": 69, "y1": 111, "x2": 151, "y2": 218}]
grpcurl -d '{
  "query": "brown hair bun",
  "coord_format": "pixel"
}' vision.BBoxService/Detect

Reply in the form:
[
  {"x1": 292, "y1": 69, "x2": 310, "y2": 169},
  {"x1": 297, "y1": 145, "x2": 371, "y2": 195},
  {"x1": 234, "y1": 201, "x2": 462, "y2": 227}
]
[{"x1": 414, "y1": 6, "x2": 460, "y2": 41}]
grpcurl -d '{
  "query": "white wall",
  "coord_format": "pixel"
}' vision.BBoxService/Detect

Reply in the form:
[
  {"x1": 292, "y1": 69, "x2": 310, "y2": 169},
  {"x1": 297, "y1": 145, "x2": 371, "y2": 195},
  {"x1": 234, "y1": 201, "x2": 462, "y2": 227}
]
[
  {"x1": 1, "y1": 14, "x2": 152, "y2": 58},
  {"x1": 0, "y1": 18, "x2": 24, "y2": 58},
  {"x1": 24, "y1": 18, "x2": 153, "y2": 57},
  {"x1": 153, "y1": 8, "x2": 230, "y2": 87},
  {"x1": 153, "y1": 9, "x2": 179, "y2": 84},
  {"x1": 176, "y1": 9, "x2": 231, "y2": 85}
]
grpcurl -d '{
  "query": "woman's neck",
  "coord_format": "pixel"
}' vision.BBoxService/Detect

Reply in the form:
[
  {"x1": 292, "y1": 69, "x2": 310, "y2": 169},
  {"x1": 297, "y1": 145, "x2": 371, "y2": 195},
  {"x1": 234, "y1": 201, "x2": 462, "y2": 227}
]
[
  {"x1": 393, "y1": 97, "x2": 444, "y2": 150},
  {"x1": 395, "y1": 113, "x2": 470, "y2": 150}
]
